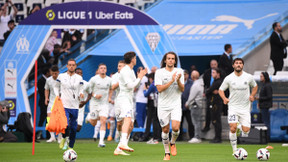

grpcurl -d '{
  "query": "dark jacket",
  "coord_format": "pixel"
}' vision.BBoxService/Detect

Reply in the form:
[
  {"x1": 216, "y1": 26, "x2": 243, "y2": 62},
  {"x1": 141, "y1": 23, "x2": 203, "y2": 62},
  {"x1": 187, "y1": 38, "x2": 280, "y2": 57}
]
[
  {"x1": 270, "y1": 31, "x2": 287, "y2": 60},
  {"x1": 0, "y1": 111, "x2": 9, "y2": 136},
  {"x1": 218, "y1": 53, "x2": 233, "y2": 77},
  {"x1": 259, "y1": 82, "x2": 273, "y2": 109},
  {"x1": 181, "y1": 79, "x2": 193, "y2": 110},
  {"x1": 206, "y1": 78, "x2": 223, "y2": 105},
  {"x1": 37, "y1": 76, "x2": 46, "y2": 107}
]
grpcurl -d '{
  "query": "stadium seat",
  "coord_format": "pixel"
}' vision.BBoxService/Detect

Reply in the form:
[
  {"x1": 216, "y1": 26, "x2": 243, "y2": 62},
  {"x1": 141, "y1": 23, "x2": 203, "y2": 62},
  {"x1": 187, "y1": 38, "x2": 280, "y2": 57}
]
[
  {"x1": 26, "y1": 0, "x2": 44, "y2": 14},
  {"x1": 14, "y1": 1, "x2": 27, "y2": 23},
  {"x1": 45, "y1": 0, "x2": 62, "y2": 7},
  {"x1": 101, "y1": 0, "x2": 118, "y2": 3},
  {"x1": 135, "y1": 0, "x2": 155, "y2": 10},
  {"x1": 119, "y1": 0, "x2": 136, "y2": 5},
  {"x1": 270, "y1": 109, "x2": 288, "y2": 141},
  {"x1": 63, "y1": 0, "x2": 81, "y2": 3}
]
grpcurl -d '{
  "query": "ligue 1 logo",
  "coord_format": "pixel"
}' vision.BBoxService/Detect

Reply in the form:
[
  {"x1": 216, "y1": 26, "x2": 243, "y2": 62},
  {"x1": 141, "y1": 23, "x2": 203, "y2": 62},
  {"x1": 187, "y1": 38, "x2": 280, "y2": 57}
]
[
  {"x1": 46, "y1": 10, "x2": 55, "y2": 21},
  {"x1": 16, "y1": 35, "x2": 30, "y2": 54},
  {"x1": 146, "y1": 33, "x2": 160, "y2": 52}
]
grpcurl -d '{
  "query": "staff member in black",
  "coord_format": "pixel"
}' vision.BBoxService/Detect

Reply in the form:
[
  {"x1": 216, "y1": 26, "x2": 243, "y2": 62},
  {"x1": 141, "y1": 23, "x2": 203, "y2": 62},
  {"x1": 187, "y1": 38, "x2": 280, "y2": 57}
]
[
  {"x1": 270, "y1": 22, "x2": 287, "y2": 75},
  {"x1": 206, "y1": 68, "x2": 223, "y2": 143},
  {"x1": 256, "y1": 72, "x2": 272, "y2": 138}
]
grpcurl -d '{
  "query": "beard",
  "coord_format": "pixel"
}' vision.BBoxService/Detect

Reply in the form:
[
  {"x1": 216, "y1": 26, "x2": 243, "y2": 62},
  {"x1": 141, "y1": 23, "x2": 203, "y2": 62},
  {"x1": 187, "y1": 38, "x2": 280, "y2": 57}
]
[{"x1": 235, "y1": 68, "x2": 242, "y2": 73}]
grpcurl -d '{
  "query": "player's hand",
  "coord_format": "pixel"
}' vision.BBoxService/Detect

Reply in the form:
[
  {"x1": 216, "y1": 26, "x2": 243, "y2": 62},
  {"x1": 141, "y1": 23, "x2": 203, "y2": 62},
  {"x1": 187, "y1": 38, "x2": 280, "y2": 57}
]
[
  {"x1": 185, "y1": 104, "x2": 189, "y2": 109},
  {"x1": 176, "y1": 73, "x2": 181, "y2": 81},
  {"x1": 108, "y1": 98, "x2": 114, "y2": 104},
  {"x1": 249, "y1": 95, "x2": 255, "y2": 102},
  {"x1": 213, "y1": 90, "x2": 218, "y2": 94},
  {"x1": 172, "y1": 72, "x2": 177, "y2": 82},
  {"x1": 95, "y1": 94, "x2": 102, "y2": 99},
  {"x1": 80, "y1": 93, "x2": 84, "y2": 99},
  {"x1": 45, "y1": 98, "x2": 49, "y2": 106},
  {"x1": 223, "y1": 98, "x2": 229, "y2": 104},
  {"x1": 79, "y1": 101, "x2": 85, "y2": 108},
  {"x1": 138, "y1": 68, "x2": 148, "y2": 79}
]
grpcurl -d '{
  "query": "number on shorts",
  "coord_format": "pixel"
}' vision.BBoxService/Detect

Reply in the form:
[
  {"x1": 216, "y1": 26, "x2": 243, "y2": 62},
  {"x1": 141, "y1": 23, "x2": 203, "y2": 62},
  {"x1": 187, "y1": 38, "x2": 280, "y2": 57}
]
[{"x1": 228, "y1": 114, "x2": 236, "y2": 122}]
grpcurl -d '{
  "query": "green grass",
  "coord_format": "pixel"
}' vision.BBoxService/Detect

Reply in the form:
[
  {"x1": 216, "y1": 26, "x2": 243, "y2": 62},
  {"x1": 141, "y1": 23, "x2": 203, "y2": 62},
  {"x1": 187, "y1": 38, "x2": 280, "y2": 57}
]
[{"x1": 0, "y1": 140, "x2": 287, "y2": 162}]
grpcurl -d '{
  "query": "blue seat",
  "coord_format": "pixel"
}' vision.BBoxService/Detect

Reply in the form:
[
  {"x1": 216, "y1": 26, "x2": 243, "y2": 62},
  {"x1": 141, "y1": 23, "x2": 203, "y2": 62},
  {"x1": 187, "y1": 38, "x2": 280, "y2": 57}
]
[{"x1": 270, "y1": 109, "x2": 288, "y2": 141}]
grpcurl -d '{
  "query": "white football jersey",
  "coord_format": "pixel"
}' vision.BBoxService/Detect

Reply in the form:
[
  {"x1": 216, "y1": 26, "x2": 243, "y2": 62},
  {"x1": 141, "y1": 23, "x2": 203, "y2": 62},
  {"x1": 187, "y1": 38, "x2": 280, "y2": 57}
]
[
  {"x1": 44, "y1": 76, "x2": 57, "y2": 106},
  {"x1": 117, "y1": 65, "x2": 139, "y2": 99},
  {"x1": 89, "y1": 75, "x2": 112, "y2": 106},
  {"x1": 111, "y1": 72, "x2": 120, "y2": 98},
  {"x1": 219, "y1": 71, "x2": 257, "y2": 111},
  {"x1": 54, "y1": 73, "x2": 84, "y2": 109},
  {"x1": 155, "y1": 67, "x2": 184, "y2": 110}
]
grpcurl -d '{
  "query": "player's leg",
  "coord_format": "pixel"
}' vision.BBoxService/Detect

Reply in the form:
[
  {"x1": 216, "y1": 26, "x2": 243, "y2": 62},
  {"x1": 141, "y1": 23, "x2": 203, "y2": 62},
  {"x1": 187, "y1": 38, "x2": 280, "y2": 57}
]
[
  {"x1": 108, "y1": 104, "x2": 116, "y2": 141},
  {"x1": 113, "y1": 118, "x2": 130, "y2": 156},
  {"x1": 76, "y1": 106, "x2": 85, "y2": 132},
  {"x1": 60, "y1": 108, "x2": 70, "y2": 149},
  {"x1": 170, "y1": 107, "x2": 182, "y2": 156},
  {"x1": 46, "y1": 110, "x2": 56, "y2": 143},
  {"x1": 228, "y1": 110, "x2": 238, "y2": 153},
  {"x1": 158, "y1": 108, "x2": 171, "y2": 160},
  {"x1": 239, "y1": 111, "x2": 251, "y2": 137},
  {"x1": 99, "y1": 116, "x2": 107, "y2": 147},
  {"x1": 68, "y1": 109, "x2": 79, "y2": 149},
  {"x1": 118, "y1": 117, "x2": 134, "y2": 151}
]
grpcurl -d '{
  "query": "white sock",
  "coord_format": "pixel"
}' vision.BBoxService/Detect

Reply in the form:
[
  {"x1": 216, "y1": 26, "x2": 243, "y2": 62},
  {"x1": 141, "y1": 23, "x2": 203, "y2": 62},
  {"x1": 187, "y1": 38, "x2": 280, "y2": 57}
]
[
  {"x1": 99, "y1": 130, "x2": 106, "y2": 144},
  {"x1": 109, "y1": 120, "x2": 115, "y2": 137},
  {"x1": 171, "y1": 130, "x2": 180, "y2": 144},
  {"x1": 241, "y1": 131, "x2": 250, "y2": 137},
  {"x1": 229, "y1": 132, "x2": 237, "y2": 152},
  {"x1": 162, "y1": 132, "x2": 170, "y2": 154},
  {"x1": 50, "y1": 132, "x2": 55, "y2": 139},
  {"x1": 93, "y1": 121, "x2": 101, "y2": 138},
  {"x1": 120, "y1": 133, "x2": 128, "y2": 145}
]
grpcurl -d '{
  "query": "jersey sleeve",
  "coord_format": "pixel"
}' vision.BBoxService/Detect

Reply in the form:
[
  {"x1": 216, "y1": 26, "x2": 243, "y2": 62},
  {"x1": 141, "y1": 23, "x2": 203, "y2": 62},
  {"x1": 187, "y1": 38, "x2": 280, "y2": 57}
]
[
  {"x1": 111, "y1": 74, "x2": 118, "y2": 85},
  {"x1": 219, "y1": 77, "x2": 229, "y2": 91},
  {"x1": 154, "y1": 70, "x2": 162, "y2": 86},
  {"x1": 44, "y1": 79, "x2": 49, "y2": 90},
  {"x1": 121, "y1": 69, "x2": 134, "y2": 85},
  {"x1": 249, "y1": 75, "x2": 257, "y2": 88},
  {"x1": 179, "y1": 69, "x2": 185, "y2": 84}
]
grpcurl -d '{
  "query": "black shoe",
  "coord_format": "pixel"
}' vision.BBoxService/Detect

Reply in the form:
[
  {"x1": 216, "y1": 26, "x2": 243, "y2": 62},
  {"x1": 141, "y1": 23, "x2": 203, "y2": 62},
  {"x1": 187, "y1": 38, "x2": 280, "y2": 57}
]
[
  {"x1": 201, "y1": 127, "x2": 210, "y2": 132},
  {"x1": 93, "y1": 138, "x2": 97, "y2": 142},
  {"x1": 209, "y1": 139, "x2": 222, "y2": 143}
]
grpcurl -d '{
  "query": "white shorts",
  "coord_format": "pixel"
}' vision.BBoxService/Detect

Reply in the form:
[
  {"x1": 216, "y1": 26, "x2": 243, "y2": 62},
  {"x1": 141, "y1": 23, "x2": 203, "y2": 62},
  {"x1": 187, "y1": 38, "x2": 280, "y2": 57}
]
[
  {"x1": 115, "y1": 96, "x2": 134, "y2": 122},
  {"x1": 47, "y1": 102, "x2": 53, "y2": 113},
  {"x1": 77, "y1": 105, "x2": 85, "y2": 126},
  {"x1": 90, "y1": 104, "x2": 109, "y2": 119},
  {"x1": 228, "y1": 109, "x2": 251, "y2": 128},
  {"x1": 157, "y1": 106, "x2": 182, "y2": 127},
  {"x1": 108, "y1": 103, "x2": 115, "y2": 117}
]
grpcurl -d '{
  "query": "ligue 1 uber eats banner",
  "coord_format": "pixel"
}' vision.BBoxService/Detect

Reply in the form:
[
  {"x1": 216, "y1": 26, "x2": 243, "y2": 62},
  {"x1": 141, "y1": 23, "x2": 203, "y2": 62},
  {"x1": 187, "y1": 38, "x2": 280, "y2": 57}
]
[{"x1": 0, "y1": 1, "x2": 176, "y2": 124}]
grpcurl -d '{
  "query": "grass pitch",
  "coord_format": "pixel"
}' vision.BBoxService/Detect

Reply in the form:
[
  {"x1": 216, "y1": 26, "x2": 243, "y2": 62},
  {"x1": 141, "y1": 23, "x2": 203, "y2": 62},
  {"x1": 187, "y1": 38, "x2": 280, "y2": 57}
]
[{"x1": 0, "y1": 140, "x2": 287, "y2": 162}]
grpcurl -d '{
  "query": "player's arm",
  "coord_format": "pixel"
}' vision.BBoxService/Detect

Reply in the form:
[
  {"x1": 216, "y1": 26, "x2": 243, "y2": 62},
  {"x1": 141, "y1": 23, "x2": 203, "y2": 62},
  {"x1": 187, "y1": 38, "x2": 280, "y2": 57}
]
[
  {"x1": 249, "y1": 85, "x2": 258, "y2": 102},
  {"x1": 219, "y1": 78, "x2": 229, "y2": 104},
  {"x1": 54, "y1": 77, "x2": 61, "y2": 98},
  {"x1": 108, "y1": 88, "x2": 113, "y2": 104},
  {"x1": 111, "y1": 82, "x2": 119, "y2": 90},
  {"x1": 44, "y1": 89, "x2": 50, "y2": 106},
  {"x1": 156, "y1": 72, "x2": 176, "y2": 93},
  {"x1": 176, "y1": 73, "x2": 184, "y2": 92},
  {"x1": 126, "y1": 68, "x2": 147, "y2": 89}
]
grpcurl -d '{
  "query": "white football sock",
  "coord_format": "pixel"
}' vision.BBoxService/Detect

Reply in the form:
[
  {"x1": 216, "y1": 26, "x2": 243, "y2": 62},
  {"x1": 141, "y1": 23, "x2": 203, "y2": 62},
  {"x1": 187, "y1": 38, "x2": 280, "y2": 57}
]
[
  {"x1": 162, "y1": 132, "x2": 170, "y2": 154},
  {"x1": 241, "y1": 130, "x2": 250, "y2": 137},
  {"x1": 93, "y1": 121, "x2": 101, "y2": 138},
  {"x1": 50, "y1": 132, "x2": 55, "y2": 139},
  {"x1": 99, "y1": 130, "x2": 106, "y2": 144},
  {"x1": 229, "y1": 132, "x2": 237, "y2": 152},
  {"x1": 171, "y1": 130, "x2": 180, "y2": 145},
  {"x1": 120, "y1": 133, "x2": 128, "y2": 145},
  {"x1": 109, "y1": 120, "x2": 115, "y2": 137}
]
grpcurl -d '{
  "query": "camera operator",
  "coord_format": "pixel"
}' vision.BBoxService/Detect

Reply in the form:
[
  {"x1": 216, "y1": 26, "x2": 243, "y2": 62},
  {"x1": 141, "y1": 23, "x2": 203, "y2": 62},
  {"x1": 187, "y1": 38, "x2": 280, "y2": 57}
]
[{"x1": 0, "y1": 101, "x2": 17, "y2": 142}]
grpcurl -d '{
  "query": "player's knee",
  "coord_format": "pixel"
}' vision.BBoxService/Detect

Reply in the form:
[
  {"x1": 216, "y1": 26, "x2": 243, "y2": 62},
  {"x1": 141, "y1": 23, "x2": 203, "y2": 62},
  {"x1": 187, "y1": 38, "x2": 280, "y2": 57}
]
[
  {"x1": 242, "y1": 127, "x2": 250, "y2": 133},
  {"x1": 230, "y1": 127, "x2": 237, "y2": 133}
]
